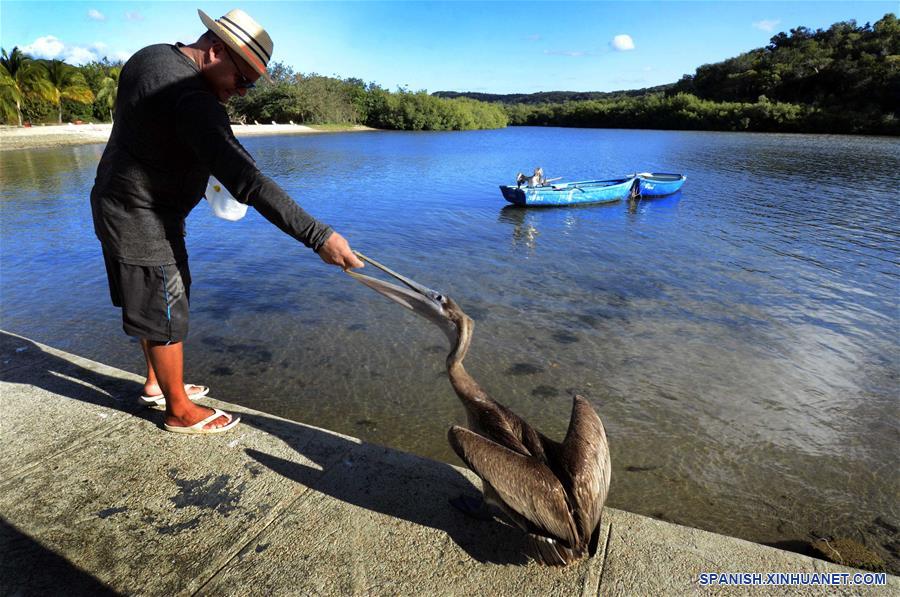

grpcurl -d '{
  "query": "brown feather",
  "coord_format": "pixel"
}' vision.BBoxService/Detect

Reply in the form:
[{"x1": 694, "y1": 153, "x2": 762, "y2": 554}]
[{"x1": 448, "y1": 426, "x2": 580, "y2": 549}]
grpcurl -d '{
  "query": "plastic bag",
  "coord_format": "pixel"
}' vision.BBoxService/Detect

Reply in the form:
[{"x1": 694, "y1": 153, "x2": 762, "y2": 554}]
[{"x1": 205, "y1": 177, "x2": 248, "y2": 221}]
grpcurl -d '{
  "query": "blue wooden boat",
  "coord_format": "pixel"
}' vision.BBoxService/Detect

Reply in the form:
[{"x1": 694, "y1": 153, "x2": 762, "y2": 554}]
[
  {"x1": 632, "y1": 173, "x2": 686, "y2": 197},
  {"x1": 500, "y1": 177, "x2": 637, "y2": 207}
]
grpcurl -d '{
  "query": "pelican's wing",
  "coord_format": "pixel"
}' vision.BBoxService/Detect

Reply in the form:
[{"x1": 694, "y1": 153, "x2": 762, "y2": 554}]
[
  {"x1": 449, "y1": 426, "x2": 579, "y2": 548},
  {"x1": 560, "y1": 395, "x2": 611, "y2": 542}
]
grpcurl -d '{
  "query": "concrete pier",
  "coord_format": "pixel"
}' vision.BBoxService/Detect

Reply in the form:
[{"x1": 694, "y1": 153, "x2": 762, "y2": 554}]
[{"x1": 0, "y1": 330, "x2": 895, "y2": 595}]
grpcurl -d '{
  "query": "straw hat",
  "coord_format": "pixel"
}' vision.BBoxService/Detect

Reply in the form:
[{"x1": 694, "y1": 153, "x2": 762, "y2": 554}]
[{"x1": 198, "y1": 8, "x2": 274, "y2": 82}]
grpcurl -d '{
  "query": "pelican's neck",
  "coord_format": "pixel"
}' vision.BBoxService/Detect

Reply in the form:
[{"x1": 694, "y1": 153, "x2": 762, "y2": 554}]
[
  {"x1": 446, "y1": 313, "x2": 493, "y2": 406},
  {"x1": 446, "y1": 312, "x2": 473, "y2": 372}
]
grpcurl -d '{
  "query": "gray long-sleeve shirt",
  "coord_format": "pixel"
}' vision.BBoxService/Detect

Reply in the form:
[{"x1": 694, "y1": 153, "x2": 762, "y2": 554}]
[{"x1": 91, "y1": 43, "x2": 333, "y2": 266}]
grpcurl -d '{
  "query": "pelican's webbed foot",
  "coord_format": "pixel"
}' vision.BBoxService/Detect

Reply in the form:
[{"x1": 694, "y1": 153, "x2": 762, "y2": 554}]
[{"x1": 449, "y1": 494, "x2": 495, "y2": 521}]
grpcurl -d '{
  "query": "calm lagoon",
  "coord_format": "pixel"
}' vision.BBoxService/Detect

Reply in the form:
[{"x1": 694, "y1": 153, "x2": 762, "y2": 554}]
[{"x1": 2, "y1": 127, "x2": 898, "y2": 569}]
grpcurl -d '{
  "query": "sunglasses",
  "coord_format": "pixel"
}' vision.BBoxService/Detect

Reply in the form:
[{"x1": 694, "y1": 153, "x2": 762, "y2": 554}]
[{"x1": 223, "y1": 46, "x2": 256, "y2": 89}]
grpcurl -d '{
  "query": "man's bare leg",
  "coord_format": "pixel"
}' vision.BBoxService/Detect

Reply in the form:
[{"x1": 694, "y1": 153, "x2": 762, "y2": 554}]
[
  {"x1": 140, "y1": 338, "x2": 204, "y2": 398},
  {"x1": 144, "y1": 340, "x2": 230, "y2": 430},
  {"x1": 140, "y1": 338, "x2": 160, "y2": 396}
]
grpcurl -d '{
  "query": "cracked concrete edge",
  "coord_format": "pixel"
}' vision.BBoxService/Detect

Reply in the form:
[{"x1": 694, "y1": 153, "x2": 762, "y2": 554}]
[
  {"x1": 188, "y1": 489, "x2": 314, "y2": 596},
  {"x1": 596, "y1": 509, "x2": 899, "y2": 595},
  {"x1": 190, "y1": 456, "x2": 360, "y2": 596},
  {"x1": 0, "y1": 416, "x2": 135, "y2": 486},
  {"x1": 586, "y1": 521, "x2": 614, "y2": 596}
]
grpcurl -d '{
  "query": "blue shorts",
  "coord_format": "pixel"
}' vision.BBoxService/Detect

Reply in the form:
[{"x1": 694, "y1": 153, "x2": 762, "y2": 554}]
[{"x1": 103, "y1": 251, "x2": 191, "y2": 343}]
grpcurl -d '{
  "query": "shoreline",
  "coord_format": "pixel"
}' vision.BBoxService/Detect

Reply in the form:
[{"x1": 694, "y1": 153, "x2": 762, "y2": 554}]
[{"x1": 0, "y1": 122, "x2": 375, "y2": 151}]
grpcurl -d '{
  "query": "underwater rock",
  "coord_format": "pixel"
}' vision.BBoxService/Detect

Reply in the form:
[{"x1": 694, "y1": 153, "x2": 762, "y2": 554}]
[{"x1": 811, "y1": 537, "x2": 885, "y2": 571}]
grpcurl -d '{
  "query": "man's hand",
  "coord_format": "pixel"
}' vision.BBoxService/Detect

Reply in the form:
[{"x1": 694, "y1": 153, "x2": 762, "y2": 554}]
[{"x1": 317, "y1": 231, "x2": 365, "y2": 270}]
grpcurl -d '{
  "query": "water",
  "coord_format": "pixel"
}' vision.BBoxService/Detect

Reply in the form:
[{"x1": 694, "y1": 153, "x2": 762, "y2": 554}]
[{"x1": 2, "y1": 127, "x2": 899, "y2": 569}]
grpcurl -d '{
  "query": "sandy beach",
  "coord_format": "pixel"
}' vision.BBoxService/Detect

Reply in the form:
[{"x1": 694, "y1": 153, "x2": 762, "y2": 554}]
[{"x1": 0, "y1": 122, "x2": 373, "y2": 151}]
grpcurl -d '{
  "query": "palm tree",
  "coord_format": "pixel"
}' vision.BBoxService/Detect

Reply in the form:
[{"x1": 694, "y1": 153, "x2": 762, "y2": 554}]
[
  {"x1": 0, "y1": 46, "x2": 54, "y2": 126},
  {"x1": 41, "y1": 59, "x2": 94, "y2": 124},
  {"x1": 95, "y1": 66, "x2": 120, "y2": 122},
  {"x1": 0, "y1": 62, "x2": 23, "y2": 125}
]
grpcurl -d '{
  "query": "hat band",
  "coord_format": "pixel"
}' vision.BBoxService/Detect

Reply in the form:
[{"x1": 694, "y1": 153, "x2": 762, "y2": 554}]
[
  {"x1": 219, "y1": 15, "x2": 270, "y2": 66},
  {"x1": 230, "y1": 42, "x2": 267, "y2": 77}
]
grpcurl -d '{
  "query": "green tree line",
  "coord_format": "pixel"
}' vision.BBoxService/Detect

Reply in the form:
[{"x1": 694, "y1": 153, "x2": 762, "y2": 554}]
[
  {"x1": 433, "y1": 84, "x2": 674, "y2": 104},
  {"x1": 452, "y1": 13, "x2": 900, "y2": 135},
  {"x1": 228, "y1": 61, "x2": 507, "y2": 130},
  {"x1": 0, "y1": 49, "x2": 506, "y2": 131},
  {"x1": 503, "y1": 93, "x2": 889, "y2": 134}
]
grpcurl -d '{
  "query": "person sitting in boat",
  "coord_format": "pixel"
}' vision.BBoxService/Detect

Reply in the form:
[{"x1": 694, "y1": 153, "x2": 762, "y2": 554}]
[{"x1": 516, "y1": 167, "x2": 546, "y2": 188}]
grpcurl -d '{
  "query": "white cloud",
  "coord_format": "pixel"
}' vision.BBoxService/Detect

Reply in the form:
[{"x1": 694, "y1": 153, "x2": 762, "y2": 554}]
[
  {"x1": 610, "y1": 34, "x2": 635, "y2": 51},
  {"x1": 753, "y1": 19, "x2": 780, "y2": 32},
  {"x1": 87, "y1": 8, "x2": 105, "y2": 21},
  {"x1": 124, "y1": 10, "x2": 144, "y2": 21},
  {"x1": 526, "y1": 34, "x2": 541, "y2": 42},
  {"x1": 66, "y1": 46, "x2": 97, "y2": 64},
  {"x1": 20, "y1": 36, "x2": 130, "y2": 65},
  {"x1": 21, "y1": 36, "x2": 66, "y2": 60}
]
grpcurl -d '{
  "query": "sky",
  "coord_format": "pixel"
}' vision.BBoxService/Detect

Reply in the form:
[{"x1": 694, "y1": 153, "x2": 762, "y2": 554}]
[{"x1": 1, "y1": 1, "x2": 896, "y2": 94}]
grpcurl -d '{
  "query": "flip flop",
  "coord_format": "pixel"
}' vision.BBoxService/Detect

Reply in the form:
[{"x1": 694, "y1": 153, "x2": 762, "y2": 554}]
[
  {"x1": 163, "y1": 408, "x2": 241, "y2": 434},
  {"x1": 139, "y1": 384, "x2": 210, "y2": 407}
]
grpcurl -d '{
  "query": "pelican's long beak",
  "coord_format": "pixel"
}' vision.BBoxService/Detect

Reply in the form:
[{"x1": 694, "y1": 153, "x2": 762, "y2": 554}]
[{"x1": 345, "y1": 251, "x2": 458, "y2": 343}]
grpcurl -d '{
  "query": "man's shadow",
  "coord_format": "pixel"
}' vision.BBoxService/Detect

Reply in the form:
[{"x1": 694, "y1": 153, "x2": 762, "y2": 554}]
[
  {"x1": 0, "y1": 517, "x2": 121, "y2": 597},
  {"x1": 0, "y1": 331, "x2": 530, "y2": 566},
  {"x1": 0, "y1": 332, "x2": 150, "y2": 419}
]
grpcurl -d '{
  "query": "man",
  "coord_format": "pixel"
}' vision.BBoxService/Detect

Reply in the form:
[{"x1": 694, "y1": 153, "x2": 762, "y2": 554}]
[{"x1": 90, "y1": 8, "x2": 364, "y2": 434}]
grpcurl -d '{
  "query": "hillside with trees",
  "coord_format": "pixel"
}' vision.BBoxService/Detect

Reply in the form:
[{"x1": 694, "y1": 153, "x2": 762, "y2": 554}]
[
  {"x1": 432, "y1": 85, "x2": 673, "y2": 104},
  {"x1": 440, "y1": 14, "x2": 899, "y2": 135}
]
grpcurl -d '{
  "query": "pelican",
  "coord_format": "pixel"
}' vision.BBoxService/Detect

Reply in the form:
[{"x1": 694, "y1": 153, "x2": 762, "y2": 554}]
[{"x1": 346, "y1": 252, "x2": 611, "y2": 565}]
